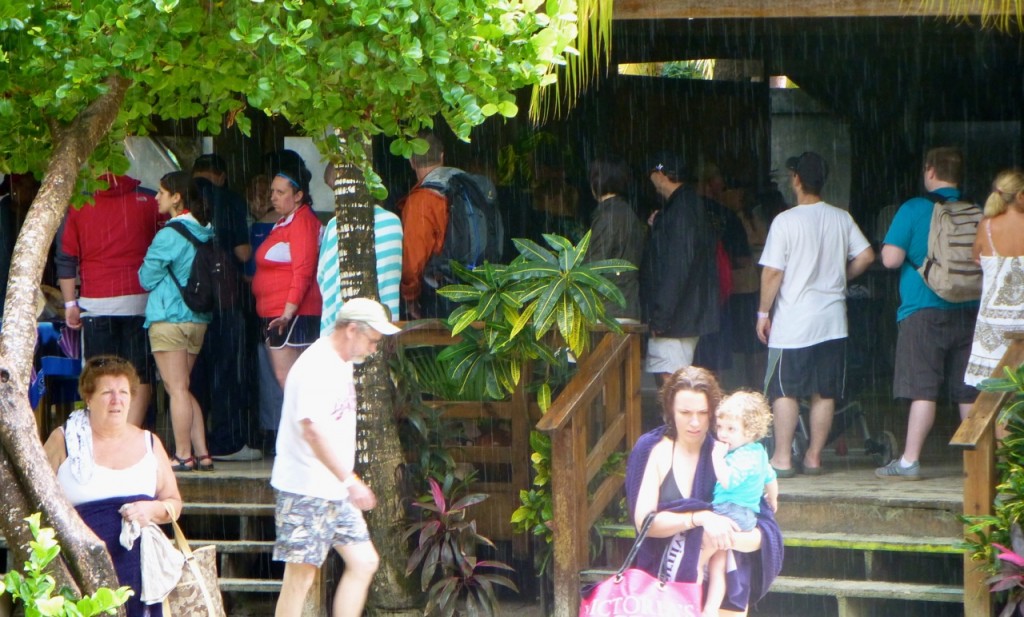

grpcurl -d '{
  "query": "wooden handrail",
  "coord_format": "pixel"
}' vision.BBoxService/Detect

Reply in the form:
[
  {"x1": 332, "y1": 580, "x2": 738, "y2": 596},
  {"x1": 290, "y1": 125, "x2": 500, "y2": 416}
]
[
  {"x1": 536, "y1": 332, "x2": 631, "y2": 432},
  {"x1": 950, "y1": 331, "x2": 1024, "y2": 617},
  {"x1": 951, "y1": 332, "x2": 1024, "y2": 448},
  {"x1": 537, "y1": 330, "x2": 643, "y2": 617}
]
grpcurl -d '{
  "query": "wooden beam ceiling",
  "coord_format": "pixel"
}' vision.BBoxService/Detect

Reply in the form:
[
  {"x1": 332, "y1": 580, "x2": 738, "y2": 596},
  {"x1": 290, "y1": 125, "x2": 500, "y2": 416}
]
[{"x1": 613, "y1": 0, "x2": 1013, "y2": 20}]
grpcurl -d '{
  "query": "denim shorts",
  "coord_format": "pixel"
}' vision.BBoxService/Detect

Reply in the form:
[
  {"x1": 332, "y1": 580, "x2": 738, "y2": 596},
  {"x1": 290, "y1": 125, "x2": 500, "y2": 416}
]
[{"x1": 713, "y1": 501, "x2": 757, "y2": 532}]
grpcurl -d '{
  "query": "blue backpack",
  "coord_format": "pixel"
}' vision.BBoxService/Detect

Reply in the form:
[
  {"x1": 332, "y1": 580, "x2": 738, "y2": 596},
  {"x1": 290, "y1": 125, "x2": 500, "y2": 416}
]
[{"x1": 422, "y1": 172, "x2": 505, "y2": 283}]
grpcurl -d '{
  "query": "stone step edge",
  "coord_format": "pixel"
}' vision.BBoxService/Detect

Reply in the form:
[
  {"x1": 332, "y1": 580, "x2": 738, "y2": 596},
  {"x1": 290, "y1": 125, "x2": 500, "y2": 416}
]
[
  {"x1": 594, "y1": 524, "x2": 962, "y2": 554},
  {"x1": 183, "y1": 503, "x2": 275, "y2": 515},
  {"x1": 579, "y1": 571, "x2": 962, "y2": 603},
  {"x1": 189, "y1": 540, "x2": 274, "y2": 553},
  {"x1": 219, "y1": 577, "x2": 281, "y2": 593},
  {"x1": 769, "y1": 576, "x2": 963, "y2": 603}
]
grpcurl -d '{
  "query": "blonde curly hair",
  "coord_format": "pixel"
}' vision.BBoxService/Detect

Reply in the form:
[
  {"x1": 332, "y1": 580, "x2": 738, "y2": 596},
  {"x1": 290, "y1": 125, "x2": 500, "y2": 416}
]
[{"x1": 716, "y1": 390, "x2": 773, "y2": 442}]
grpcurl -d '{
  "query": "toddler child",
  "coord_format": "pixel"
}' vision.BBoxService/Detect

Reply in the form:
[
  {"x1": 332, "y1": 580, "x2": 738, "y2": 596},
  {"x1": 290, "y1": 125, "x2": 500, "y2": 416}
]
[{"x1": 704, "y1": 390, "x2": 778, "y2": 617}]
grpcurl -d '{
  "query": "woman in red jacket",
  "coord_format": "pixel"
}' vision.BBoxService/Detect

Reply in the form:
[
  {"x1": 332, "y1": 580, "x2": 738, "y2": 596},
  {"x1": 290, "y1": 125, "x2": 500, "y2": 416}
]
[{"x1": 252, "y1": 162, "x2": 323, "y2": 389}]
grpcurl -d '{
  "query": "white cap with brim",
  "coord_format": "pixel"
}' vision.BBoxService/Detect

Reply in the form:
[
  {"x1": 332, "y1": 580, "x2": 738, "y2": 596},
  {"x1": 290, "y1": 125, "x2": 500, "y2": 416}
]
[{"x1": 337, "y1": 297, "x2": 402, "y2": 335}]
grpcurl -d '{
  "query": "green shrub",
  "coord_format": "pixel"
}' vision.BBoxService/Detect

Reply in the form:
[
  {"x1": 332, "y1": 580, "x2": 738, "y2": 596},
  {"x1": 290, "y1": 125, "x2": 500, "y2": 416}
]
[{"x1": 1, "y1": 513, "x2": 131, "y2": 617}]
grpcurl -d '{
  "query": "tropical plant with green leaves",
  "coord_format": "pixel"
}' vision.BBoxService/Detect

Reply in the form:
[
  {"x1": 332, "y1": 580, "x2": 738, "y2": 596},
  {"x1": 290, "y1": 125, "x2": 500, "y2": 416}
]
[
  {"x1": 963, "y1": 365, "x2": 1024, "y2": 612},
  {"x1": 404, "y1": 477, "x2": 518, "y2": 617},
  {"x1": 437, "y1": 231, "x2": 635, "y2": 407},
  {"x1": 1, "y1": 514, "x2": 130, "y2": 617},
  {"x1": 510, "y1": 431, "x2": 555, "y2": 574}
]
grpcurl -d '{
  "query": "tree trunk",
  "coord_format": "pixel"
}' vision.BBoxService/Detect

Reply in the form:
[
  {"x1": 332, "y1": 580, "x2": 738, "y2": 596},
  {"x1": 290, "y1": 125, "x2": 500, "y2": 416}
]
[
  {"x1": 0, "y1": 75, "x2": 128, "y2": 602},
  {"x1": 328, "y1": 136, "x2": 421, "y2": 615}
]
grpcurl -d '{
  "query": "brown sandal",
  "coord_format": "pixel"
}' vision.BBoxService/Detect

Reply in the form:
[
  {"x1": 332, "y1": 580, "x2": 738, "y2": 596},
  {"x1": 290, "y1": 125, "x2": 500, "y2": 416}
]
[
  {"x1": 195, "y1": 454, "x2": 215, "y2": 472},
  {"x1": 172, "y1": 455, "x2": 195, "y2": 472}
]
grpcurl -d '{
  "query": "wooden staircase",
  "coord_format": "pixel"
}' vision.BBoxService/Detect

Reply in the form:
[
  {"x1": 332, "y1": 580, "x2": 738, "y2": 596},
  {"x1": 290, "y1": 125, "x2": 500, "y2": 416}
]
[
  {"x1": 761, "y1": 463, "x2": 965, "y2": 617},
  {"x1": 173, "y1": 463, "x2": 281, "y2": 608}
]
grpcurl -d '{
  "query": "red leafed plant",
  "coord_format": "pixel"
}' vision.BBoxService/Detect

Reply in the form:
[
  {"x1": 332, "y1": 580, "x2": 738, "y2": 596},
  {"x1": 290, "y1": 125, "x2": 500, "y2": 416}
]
[
  {"x1": 989, "y1": 523, "x2": 1024, "y2": 617},
  {"x1": 404, "y1": 476, "x2": 518, "y2": 616}
]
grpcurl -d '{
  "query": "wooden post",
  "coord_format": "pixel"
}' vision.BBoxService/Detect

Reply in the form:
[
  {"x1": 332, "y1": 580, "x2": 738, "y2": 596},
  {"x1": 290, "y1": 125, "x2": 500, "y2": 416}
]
[
  {"x1": 625, "y1": 334, "x2": 643, "y2": 449},
  {"x1": 550, "y1": 417, "x2": 581, "y2": 617},
  {"x1": 510, "y1": 370, "x2": 531, "y2": 560},
  {"x1": 962, "y1": 419, "x2": 995, "y2": 617}
]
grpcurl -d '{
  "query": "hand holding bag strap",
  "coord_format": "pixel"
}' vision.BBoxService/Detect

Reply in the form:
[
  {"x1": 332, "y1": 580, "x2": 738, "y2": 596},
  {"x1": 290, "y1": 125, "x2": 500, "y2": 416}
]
[
  {"x1": 615, "y1": 511, "x2": 658, "y2": 578},
  {"x1": 162, "y1": 502, "x2": 195, "y2": 560}
]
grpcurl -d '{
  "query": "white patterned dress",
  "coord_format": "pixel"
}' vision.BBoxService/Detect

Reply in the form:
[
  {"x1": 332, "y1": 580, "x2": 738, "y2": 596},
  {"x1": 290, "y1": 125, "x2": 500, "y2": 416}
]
[{"x1": 965, "y1": 219, "x2": 1024, "y2": 386}]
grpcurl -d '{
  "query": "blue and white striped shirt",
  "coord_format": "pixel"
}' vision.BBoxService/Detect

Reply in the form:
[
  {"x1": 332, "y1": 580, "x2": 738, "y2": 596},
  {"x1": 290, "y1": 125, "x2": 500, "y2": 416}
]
[{"x1": 317, "y1": 206, "x2": 403, "y2": 335}]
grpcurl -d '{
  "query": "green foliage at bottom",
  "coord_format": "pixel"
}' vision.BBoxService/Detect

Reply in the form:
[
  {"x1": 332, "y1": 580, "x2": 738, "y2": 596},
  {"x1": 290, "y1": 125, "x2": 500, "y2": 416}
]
[{"x1": 1, "y1": 513, "x2": 131, "y2": 617}]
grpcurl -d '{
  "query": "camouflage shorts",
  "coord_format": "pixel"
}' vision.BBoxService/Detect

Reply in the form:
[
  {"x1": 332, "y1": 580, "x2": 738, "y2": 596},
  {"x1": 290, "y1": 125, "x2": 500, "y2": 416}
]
[{"x1": 273, "y1": 490, "x2": 370, "y2": 565}]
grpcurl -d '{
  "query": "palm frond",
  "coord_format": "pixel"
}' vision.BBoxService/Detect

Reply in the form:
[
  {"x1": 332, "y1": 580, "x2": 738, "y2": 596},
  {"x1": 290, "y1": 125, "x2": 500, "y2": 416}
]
[{"x1": 529, "y1": 0, "x2": 614, "y2": 123}]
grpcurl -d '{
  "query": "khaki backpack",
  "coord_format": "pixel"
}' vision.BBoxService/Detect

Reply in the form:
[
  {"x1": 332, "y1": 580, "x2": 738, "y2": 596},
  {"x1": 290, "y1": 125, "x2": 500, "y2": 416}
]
[{"x1": 916, "y1": 192, "x2": 983, "y2": 303}]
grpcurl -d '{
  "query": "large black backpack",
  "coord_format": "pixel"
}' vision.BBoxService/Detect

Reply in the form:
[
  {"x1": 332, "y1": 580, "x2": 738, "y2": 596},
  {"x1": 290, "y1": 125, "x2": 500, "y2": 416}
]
[
  {"x1": 423, "y1": 172, "x2": 505, "y2": 284},
  {"x1": 165, "y1": 221, "x2": 237, "y2": 313}
]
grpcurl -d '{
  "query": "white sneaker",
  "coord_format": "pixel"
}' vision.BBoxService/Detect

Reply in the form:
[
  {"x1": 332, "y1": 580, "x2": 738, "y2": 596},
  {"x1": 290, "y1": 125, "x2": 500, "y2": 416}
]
[{"x1": 211, "y1": 445, "x2": 263, "y2": 462}]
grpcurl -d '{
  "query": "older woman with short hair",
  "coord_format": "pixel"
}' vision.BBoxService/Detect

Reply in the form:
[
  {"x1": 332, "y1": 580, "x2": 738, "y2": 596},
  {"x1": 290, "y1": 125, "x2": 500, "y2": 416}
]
[{"x1": 44, "y1": 355, "x2": 182, "y2": 617}]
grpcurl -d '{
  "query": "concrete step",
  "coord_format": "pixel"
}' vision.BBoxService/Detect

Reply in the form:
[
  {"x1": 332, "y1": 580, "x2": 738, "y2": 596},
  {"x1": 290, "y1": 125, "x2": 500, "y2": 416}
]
[
  {"x1": 182, "y1": 502, "x2": 275, "y2": 517},
  {"x1": 189, "y1": 539, "x2": 274, "y2": 554},
  {"x1": 769, "y1": 575, "x2": 962, "y2": 603},
  {"x1": 595, "y1": 524, "x2": 960, "y2": 554},
  {"x1": 219, "y1": 578, "x2": 282, "y2": 594},
  {"x1": 176, "y1": 473, "x2": 275, "y2": 506}
]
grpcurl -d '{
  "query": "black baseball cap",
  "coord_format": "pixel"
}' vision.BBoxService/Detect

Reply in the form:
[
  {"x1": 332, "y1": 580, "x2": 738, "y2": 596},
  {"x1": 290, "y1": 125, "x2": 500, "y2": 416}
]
[
  {"x1": 646, "y1": 151, "x2": 687, "y2": 181},
  {"x1": 785, "y1": 152, "x2": 828, "y2": 189}
]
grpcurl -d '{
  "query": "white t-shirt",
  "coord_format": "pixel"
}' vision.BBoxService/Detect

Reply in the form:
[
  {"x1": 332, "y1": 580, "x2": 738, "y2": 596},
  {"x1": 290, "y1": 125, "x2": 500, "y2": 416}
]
[
  {"x1": 759, "y1": 202, "x2": 871, "y2": 349},
  {"x1": 270, "y1": 336, "x2": 357, "y2": 501}
]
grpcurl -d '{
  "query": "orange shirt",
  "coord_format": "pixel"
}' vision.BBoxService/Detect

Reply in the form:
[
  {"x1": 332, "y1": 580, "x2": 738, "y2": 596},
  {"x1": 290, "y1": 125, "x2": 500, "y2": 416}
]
[{"x1": 399, "y1": 185, "x2": 448, "y2": 301}]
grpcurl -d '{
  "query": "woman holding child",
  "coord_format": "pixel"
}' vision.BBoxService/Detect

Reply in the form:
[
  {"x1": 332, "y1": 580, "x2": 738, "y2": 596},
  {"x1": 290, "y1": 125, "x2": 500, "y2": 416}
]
[{"x1": 625, "y1": 366, "x2": 783, "y2": 616}]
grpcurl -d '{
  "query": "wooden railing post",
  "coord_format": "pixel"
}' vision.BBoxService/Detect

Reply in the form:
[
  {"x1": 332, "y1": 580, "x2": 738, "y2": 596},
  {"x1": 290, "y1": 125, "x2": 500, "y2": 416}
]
[
  {"x1": 962, "y1": 420, "x2": 994, "y2": 617},
  {"x1": 549, "y1": 414, "x2": 582, "y2": 617}
]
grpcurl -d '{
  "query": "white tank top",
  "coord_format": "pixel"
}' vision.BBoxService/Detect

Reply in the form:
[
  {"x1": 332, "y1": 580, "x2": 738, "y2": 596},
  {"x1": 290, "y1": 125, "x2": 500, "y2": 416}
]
[{"x1": 57, "y1": 430, "x2": 158, "y2": 506}]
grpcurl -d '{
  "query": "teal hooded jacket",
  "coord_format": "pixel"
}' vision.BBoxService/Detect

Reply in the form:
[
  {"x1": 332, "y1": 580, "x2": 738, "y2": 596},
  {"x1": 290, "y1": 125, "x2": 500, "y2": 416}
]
[{"x1": 138, "y1": 214, "x2": 215, "y2": 327}]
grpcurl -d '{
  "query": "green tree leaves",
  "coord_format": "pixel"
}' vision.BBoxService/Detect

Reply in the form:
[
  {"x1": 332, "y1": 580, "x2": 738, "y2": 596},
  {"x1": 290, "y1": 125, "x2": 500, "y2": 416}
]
[{"x1": 0, "y1": 0, "x2": 579, "y2": 198}]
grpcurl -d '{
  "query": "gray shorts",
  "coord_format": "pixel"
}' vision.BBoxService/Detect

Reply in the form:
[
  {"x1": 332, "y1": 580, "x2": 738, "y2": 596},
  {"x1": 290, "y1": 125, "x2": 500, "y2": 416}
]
[
  {"x1": 273, "y1": 490, "x2": 370, "y2": 565},
  {"x1": 893, "y1": 308, "x2": 977, "y2": 404}
]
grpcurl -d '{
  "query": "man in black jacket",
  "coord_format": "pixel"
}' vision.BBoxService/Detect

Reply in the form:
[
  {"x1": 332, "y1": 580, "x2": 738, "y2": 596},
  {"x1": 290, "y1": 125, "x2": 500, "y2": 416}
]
[{"x1": 640, "y1": 152, "x2": 720, "y2": 384}]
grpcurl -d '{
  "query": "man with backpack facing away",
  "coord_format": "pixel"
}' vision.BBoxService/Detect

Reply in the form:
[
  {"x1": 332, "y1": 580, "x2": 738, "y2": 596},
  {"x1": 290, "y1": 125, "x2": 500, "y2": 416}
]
[
  {"x1": 399, "y1": 131, "x2": 502, "y2": 319},
  {"x1": 877, "y1": 146, "x2": 981, "y2": 480}
]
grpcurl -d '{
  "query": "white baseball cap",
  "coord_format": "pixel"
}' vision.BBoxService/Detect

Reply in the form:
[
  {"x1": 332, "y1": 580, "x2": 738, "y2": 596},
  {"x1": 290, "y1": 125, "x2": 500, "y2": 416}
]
[{"x1": 337, "y1": 298, "x2": 402, "y2": 335}]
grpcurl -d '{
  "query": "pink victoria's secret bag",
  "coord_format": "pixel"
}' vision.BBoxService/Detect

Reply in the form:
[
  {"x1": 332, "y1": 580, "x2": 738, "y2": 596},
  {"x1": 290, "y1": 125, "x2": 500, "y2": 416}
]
[{"x1": 579, "y1": 512, "x2": 702, "y2": 616}]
